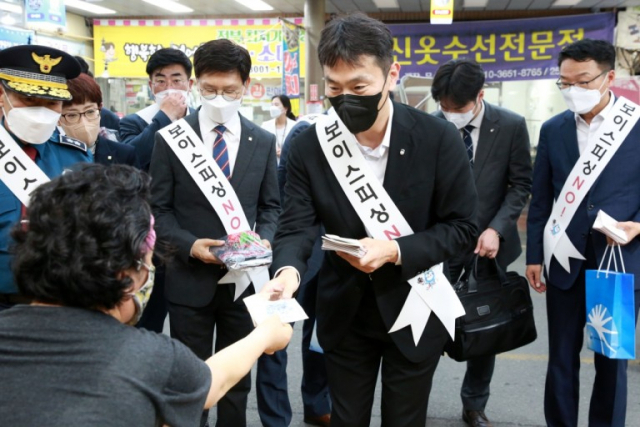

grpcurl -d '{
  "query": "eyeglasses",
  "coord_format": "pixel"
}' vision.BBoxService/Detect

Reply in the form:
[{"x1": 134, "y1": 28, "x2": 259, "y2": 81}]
[
  {"x1": 198, "y1": 87, "x2": 242, "y2": 102},
  {"x1": 152, "y1": 78, "x2": 189, "y2": 89},
  {"x1": 60, "y1": 109, "x2": 101, "y2": 124},
  {"x1": 556, "y1": 70, "x2": 609, "y2": 90}
]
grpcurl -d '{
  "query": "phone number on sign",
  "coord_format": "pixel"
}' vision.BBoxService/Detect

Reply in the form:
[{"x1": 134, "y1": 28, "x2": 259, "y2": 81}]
[{"x1": 484, "y1": 67, "x2": 560, "y2": 79}]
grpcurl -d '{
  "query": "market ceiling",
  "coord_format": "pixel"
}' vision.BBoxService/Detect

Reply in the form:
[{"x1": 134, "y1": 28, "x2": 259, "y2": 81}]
[{"x1": 59, "y1": 0, "x2": 640, "y2": 18}]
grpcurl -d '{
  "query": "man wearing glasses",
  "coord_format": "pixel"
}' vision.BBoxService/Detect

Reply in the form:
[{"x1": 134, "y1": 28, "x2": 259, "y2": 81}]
[
  {"x1": 120, "y1": 48, "x2": 194, "y2": 171},
  {"x1": 527, "y1": 39, "x2": 640, "y2": 427},
  {"x1": 149, "y1": 39, "x2": 280, "y2": 427}
]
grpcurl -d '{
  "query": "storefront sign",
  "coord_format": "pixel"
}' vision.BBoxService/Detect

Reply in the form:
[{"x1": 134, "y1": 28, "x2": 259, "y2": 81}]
[
  {"x1": 389, "y1": 13, "x2": 614, "y2": 82},
  {"x1": 93, "y1": 18, "x2": 306, "y2": 79}
]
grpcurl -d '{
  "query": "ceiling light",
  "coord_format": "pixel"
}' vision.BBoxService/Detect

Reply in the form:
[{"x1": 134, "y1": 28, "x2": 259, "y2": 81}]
[
  {"x1": 464, "y1": 0, "x2": 488, "y2": 7},
  {"x1": 233, "y1": 0, "x2": 274, "y2": 11},
  {"x1": 141, "y1": 0, "x2": 194, "y2": 13},
  {"x1": 0, "y1": 13, "x2": 15, "y2": 25},
  {"x1": 64, "y1": 0, "x2": 116, "y2": 14},
  {"x1": 0, "y1": 2, "x2": 22, "y2": 14},
  {"x1": 372, "y1": 0, "x2": 399, "y2": 7},
  {"x1": 552, "y1": 0, "x2": 581, "y2": 5}
]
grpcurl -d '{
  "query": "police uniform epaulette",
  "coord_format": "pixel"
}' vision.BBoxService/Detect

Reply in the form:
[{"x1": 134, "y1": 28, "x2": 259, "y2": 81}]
[{"x1": 57, "y1": 134, "x2": 88, "y2": 152}]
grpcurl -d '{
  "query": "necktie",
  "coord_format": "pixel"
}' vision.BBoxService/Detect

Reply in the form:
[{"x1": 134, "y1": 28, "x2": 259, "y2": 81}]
[
  {"x1": 20, "y1": 145, "x2": 37, "y2": 229},
  {"x1": 213, "y1": 125, "x2": 231, "y2": 179},
  {"x1": 462, "y1": 124, "x2": 474, "y2": 166}
]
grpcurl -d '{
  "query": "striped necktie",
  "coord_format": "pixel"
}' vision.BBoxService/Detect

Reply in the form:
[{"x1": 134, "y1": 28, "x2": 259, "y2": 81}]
[
  {"x1": 462, "y1": 124, "x2": 474, "y2": 166},
  {"x1": 213, "y1": 125, "x2": 231, "y2": 179}
]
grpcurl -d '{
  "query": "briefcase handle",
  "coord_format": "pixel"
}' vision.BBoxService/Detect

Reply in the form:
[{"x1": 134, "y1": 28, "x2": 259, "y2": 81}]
[{"x1": 466, "y1": 255, "x2": 510, "y2": 294}]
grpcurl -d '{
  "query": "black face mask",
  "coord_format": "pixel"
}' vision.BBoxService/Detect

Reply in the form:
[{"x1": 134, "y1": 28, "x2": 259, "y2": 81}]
[{"x1": 328, "y1": 85, "x2": 388, "y2": 134}]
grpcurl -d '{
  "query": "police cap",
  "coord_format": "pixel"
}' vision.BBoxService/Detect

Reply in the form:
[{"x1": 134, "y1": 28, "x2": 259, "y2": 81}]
[{"x1": 0, "y1": 45, "x2": 82, "y2": 101}]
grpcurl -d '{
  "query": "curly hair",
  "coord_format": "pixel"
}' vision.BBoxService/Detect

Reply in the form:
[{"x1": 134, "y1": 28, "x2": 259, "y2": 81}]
[{"x1": 11, "y1": 164, "x2": 152, "y2": 310}]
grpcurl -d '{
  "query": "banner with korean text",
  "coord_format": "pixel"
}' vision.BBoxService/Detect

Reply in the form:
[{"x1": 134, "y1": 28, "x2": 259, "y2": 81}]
[
  {"x1": 92, "y1": 18, "x2": 306, "y2": 80},
  {"x1": 389, "y1": 13, "x2": 614, "y2": 82},
  {"x1": 282, "y1": 19, "x2": 301, "y2": 116}
]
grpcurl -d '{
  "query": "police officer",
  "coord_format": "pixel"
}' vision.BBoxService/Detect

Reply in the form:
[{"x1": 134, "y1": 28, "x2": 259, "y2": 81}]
[{"x1": 0, "y1": 45, "x2": 92, "y2": 310}]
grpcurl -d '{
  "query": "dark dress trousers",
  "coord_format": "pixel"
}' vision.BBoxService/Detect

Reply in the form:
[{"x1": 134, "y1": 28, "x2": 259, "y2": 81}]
[
  {"x1": 272, "y1": 102, "x2": 478, "y2": 426},
  {"x1": 149, "y1": 112, "x2": 280, "y2": 427},
  {"x1": 527, "y1": 106, "x2": 640, "y2": 427},
  {"x1": 436, "y1": 101, "x2": 532, "y2": 412}
]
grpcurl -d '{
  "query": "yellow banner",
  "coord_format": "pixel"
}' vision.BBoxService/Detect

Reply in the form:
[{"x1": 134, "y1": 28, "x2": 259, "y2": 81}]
[{"x1": 93, "y1": 21, "x2": 306, "y2": 79}]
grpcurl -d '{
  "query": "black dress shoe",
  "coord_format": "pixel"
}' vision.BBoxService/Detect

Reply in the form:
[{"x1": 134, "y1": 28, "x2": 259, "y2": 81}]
[
  {"x1": 304, "y1": 413, "x2": 331, "y2": 427},
  {"x1": 462, "y1": 410, "x2": 493, "y2": 427}
]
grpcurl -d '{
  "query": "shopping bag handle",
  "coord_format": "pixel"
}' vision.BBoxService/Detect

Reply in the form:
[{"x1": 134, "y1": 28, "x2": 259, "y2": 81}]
[
  {"x1": 597, "y1": 243, "x2": 626, "y2": 278},
  {"x1": 466, "y1": 255, "x2": 509, "y2": 293}
]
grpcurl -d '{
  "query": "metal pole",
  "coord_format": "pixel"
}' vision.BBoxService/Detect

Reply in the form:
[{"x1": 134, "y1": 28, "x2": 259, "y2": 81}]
[{"x1": 304, "y1": 0, "x2": 325, "y2": 115}]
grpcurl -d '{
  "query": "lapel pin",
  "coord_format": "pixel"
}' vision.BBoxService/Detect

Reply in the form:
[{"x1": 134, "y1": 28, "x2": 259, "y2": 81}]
[
  {"x1": 107, "y1": 155, "x2": 112, "y2": 160},
  {"x1": 400, "y1": 149, "x2": 405, "y2": 155},
  {"x1": 248, "y1": 136, "x2": 253, "y2": 141},
  {"x1": 490, "y1": 128, "x2": 495, "y2": 133}
]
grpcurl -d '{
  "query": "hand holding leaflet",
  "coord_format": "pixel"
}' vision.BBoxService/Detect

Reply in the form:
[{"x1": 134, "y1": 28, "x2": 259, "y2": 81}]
[
  {"x1": 321, "y1": 234, "x2": 367, "y2": 258},
  {"x1": 593, "y1": 210, "x2": 629, "y2": 244},
  {"x1": 210, "y1": 230, "x2": 272, "y2": 270},
  {"x1": 243, "y1": 293, "x2": 308, "y2": 325}
]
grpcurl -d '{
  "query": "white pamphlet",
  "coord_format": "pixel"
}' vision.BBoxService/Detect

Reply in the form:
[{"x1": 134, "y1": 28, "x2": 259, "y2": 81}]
[
  {"x1": 321, "y1": 234, "x2": 367, "y2": 258},
  {"x1": 593, "y1": 210, "x2": 629, "y2": 244},
  {"x1": 243, "y1": 293, "x2": 308, "y2": 325}
]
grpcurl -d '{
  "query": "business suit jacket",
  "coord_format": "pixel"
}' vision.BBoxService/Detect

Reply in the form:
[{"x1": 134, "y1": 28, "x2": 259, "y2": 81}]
[
  {"x1": 120, "y1": 107, "x2": 196, "y2": 171},
  {"x1": 527, "y1": 107, "x2": 640, "y2": 290},
  {"x1": 436, "y1": 102, "x2": 532, "y2": 269},
  {"x1": 94, "y1": 135, "x2": 140, "y2": 168},
  {"x1": 272, "y1": 102, "x2": 478, "y2": 363},
  {"x1": 150, "y1": 112, "x2": 281, "y2": 307}
]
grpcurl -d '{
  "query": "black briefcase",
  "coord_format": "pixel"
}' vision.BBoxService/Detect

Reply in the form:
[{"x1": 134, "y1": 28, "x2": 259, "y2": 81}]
[{"x1": 444, "y1": 258, "x2": 537, "y2": 362}]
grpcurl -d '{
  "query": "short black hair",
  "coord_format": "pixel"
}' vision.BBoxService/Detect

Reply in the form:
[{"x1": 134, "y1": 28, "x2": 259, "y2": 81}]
[
  {"x1": 146, "y1": 48, "x2": 193, "y2": 78},
  {"x1": 194, "y1": 39, "x2": 251, "y2": 82},
  {"x1": 74, "y1": 56, "x2": 93, "y2": 78},
  {"x1": 12, "y1": 164, "x2": 153, "y2": 311},
  {"x1": 431, "y1": 59, "x2": 485, "y2": 107},
  {"x1": 558, "y1": 38, "x2": 615, "y2": 70},
  {"x1": 318, "y1": 12, "x2": 393, "y2": 74}
]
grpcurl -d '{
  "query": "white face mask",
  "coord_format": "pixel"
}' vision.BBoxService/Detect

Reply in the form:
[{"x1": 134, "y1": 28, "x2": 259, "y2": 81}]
[
  {"x1": 269, "y1": 105, "x2": 283, "y2": 119},
  {"x1": 154, "y1": 89, "x2": 188, "y2": 105},
  {"x1": 61, "y1": 120, "x2": 101, "y2": 147},
  {"x1": 442, "y1": 103, "x2": 477, "y2": 130},
  {"x1": 2, "y1": 95, "x2": 61, "y2": 144},
  {"x1": 201, "y1": 95, "x2": 242, "y2": 124},
  {"x1": 560, "y1": 77, "x2": 607, "y2": 115}
]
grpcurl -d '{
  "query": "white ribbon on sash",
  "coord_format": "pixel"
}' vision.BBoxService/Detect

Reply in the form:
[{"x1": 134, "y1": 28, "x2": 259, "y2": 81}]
[
  {"x1": 0, "y1": 125, "x2": 50, "y2": 206},
  {"x1": 543, "y1": 97, "x2": 640, "y2": 277},
  {"x1": 315, "y1": 109, "x2": 465, "y2": 344},
  {"x1": 158, "y1": 119, "x2": 269, "y2": 300}
]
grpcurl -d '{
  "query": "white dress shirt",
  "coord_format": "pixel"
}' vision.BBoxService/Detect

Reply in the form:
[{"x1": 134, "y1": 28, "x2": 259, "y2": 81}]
[
  {"x1": 575, "y1": 91, "x2": 615, "y2": 155},
  {"x1": 199, "y1": 108, "x2": 242, "y2": 175}
]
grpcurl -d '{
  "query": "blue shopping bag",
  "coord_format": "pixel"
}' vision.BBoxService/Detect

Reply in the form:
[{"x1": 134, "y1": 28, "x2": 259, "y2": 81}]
[{"x1": 585, "y1": 244, "x2": 636, "y2": 360}]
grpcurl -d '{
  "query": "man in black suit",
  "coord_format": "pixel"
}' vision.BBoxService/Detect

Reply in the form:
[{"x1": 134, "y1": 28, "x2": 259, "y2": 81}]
[
  {"x1": 264, "y1": 14, "x2": 477, "y2": 426},
  {"x1": 432, "y1": 59, "x2": 532, "y2": 427},
  {"x1": 149, "y1": 39, "x2": 280, "y2": 427},
  {"x1": 121, "y1": 48, "x2": 194, "y2": 172}
]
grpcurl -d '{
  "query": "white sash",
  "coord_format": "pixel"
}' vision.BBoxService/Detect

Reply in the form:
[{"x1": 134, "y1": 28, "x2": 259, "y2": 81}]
[
  {"x1": 158, "y1": 119, "x2": 269, "y2": 300},
  {"x1": 0, "y1": 125, "x2": 50, "y2": 207},
  {"x1": 543, "y1": 97, "x2": 640, "y2": 277},
  {"x1": 136, "y1": 104, "x2": 160, "y2": 125},
  {"x1": 315, "y1": 109, "x2": 465, "y2": 344}
]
